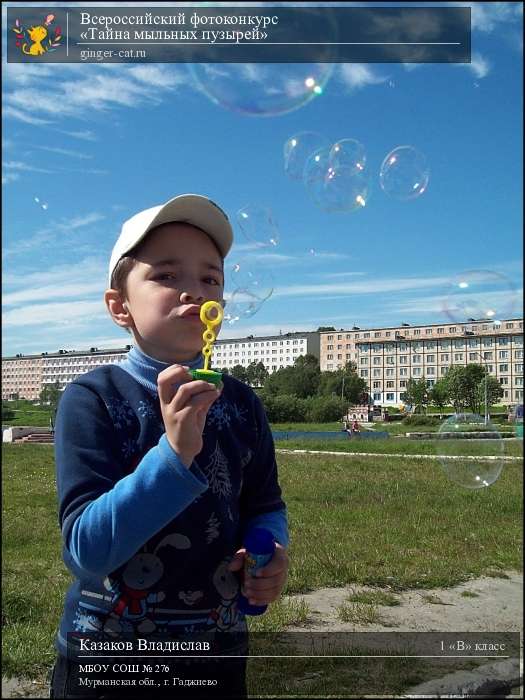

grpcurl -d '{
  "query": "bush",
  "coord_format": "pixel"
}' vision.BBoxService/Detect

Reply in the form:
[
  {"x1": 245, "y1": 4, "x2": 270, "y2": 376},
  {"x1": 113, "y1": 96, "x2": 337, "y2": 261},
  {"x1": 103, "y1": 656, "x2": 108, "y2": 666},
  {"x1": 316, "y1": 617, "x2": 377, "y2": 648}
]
[
  {"x1": 259, "y1": 394, "x2": 307, "y2": 423},
  {"x1": 305, "y1": 396, "x2": 346, "y2": 423},
  {"x1": 2, "y1": 405, "x2": 15, "y2": 421},
  {"x1": 402, "y1": 415, "x2": 441, "y2": 427}
]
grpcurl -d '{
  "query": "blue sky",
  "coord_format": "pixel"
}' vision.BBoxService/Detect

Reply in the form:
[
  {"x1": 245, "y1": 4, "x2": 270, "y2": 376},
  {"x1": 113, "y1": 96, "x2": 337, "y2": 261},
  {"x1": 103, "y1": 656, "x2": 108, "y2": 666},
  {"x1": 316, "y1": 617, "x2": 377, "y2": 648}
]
[{"x1": 2, "y1": 1, "x2": 523, "y2": 357}]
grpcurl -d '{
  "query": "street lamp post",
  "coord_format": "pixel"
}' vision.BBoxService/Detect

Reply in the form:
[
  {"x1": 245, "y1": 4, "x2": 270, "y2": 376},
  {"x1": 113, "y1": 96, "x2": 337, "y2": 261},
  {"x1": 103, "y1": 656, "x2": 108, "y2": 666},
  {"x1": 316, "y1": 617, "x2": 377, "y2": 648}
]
[{"x1": 471, "y1": 349, "x2": 489, "y2": 426}]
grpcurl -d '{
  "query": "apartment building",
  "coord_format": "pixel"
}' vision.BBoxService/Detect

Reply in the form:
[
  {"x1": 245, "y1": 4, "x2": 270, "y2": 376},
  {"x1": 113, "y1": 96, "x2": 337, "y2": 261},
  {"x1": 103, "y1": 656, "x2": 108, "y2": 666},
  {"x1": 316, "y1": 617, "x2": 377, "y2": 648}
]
[
  {"x1": 211, "y1": 331, "x2": 320, "y2": 373},
  {"x1": 2, "y1": 332, "x2": 320, "y2": 400},
  {"x1": 320, "y1": 318, "x2": 523, "y2": 407},
  {"x1": 2, "y1": 347, "x2": 130, "y2": 401}
]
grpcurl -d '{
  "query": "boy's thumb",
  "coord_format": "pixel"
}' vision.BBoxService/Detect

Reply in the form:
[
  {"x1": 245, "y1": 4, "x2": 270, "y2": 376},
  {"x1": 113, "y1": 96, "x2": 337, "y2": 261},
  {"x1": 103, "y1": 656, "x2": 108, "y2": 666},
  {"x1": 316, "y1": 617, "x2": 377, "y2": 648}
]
[{"x1": 228, "y1": 549, "x2": 246, "y2": 572}]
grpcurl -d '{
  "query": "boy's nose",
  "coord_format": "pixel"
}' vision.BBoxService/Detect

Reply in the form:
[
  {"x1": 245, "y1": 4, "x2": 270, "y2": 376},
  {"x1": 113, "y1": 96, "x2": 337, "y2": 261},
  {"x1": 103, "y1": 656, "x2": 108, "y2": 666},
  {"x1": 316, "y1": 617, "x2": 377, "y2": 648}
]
[{"x1": 179, "y1": 290, "x2": 204, "y2": 304}]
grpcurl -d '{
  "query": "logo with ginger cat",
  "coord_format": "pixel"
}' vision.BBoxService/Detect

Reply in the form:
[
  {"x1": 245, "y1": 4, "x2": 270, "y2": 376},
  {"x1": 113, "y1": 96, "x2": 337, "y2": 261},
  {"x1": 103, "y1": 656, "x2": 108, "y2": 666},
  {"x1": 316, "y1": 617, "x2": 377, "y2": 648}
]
[{"x1": 12, "y1": 14, "x2": 62, "y2": 57}]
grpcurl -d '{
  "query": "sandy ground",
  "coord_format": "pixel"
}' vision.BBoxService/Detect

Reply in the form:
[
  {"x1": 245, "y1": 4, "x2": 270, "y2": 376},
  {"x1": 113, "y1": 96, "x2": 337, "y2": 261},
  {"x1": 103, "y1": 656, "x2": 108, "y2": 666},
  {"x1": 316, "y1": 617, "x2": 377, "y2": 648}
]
[
  {"x1": 284, "y1": 571, "x2": 523, "y2": 634},
  {"x1": 2, "y1": 572, "x2": 522, "y2": 698}
]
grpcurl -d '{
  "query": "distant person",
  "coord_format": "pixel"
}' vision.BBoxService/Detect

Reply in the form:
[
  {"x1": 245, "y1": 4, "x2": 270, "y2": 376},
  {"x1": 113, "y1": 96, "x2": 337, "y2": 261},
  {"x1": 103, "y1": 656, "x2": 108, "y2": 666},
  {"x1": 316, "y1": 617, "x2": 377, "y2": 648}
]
[
  {"x1": 51, "y1": 194, "x2": 289, "y2": 698},
  {"x1": 352, "y1": 420, "x2": 361, "y2": 433}
]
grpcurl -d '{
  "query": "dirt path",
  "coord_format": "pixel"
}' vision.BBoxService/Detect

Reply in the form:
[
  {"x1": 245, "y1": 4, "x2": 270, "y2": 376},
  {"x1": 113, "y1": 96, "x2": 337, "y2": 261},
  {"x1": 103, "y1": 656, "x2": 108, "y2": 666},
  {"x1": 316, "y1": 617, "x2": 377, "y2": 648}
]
[{"x1": 283, "y1": 571, "x2": 523, "y2": 634}]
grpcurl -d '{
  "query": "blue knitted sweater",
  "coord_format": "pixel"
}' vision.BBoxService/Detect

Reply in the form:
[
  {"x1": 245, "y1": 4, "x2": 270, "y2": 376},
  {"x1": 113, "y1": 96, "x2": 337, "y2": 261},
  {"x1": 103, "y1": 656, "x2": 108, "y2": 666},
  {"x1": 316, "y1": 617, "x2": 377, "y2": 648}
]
[{"x1": 54, "y1": 347, "x2": 288, "y2": 658}]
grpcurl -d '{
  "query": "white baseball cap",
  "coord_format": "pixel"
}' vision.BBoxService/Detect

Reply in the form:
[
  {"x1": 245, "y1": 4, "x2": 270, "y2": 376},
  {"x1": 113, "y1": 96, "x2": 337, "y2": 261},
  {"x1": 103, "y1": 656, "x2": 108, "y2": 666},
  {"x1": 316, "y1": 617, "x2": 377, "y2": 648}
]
[{"x1": 108, "y1": 194, "x2": 233, "y2": 287}]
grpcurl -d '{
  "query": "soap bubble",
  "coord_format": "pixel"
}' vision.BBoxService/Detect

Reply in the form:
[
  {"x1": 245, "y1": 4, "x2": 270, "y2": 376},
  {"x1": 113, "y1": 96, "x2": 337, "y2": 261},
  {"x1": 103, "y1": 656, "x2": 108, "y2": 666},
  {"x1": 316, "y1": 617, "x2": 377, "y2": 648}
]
[
  {"x1": 190, "y1": 63, "x2": 333, "y2": 117},
  {"x1": 237, "y1": 204, "x2": 279, "y2": 247},
  {"x1": 284, "y1": 131, "x2": 330, "y2": 181},
  {"x1": 435, "y1": 413, "x2": 504, "y2": 489},
  {"x1": 379, "y1": 146, "x2": 430, "y2": 200},
  {"x1": 224, "y1": 287, "x2": 267, "y2": 325},
  {"x1": 228, "y1": 259, "x2": 274, "y2": 303},
  {"x1": 442, "y1": 270, "x2": 518, "y2": 324},
  {"x1": 329, "y1": 138, "x2": 367, "y2": 172},
  {"x1": 303, "y1": 145, "x2": 370, "y2": 213}
]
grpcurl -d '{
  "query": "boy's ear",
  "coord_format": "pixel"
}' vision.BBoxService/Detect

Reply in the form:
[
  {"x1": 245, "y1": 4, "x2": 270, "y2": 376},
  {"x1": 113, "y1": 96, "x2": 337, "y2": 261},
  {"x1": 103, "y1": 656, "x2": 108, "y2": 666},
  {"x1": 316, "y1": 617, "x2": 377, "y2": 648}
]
[{"x1": 104, "y1": 289, "x2": 134, "y2": 330}]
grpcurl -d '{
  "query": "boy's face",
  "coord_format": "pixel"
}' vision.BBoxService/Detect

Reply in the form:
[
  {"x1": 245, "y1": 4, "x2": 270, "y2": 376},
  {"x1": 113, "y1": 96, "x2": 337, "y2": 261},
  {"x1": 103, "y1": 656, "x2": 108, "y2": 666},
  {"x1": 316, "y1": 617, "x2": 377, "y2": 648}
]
[{"x1": 116, "y1": 222, "x2": 224, "y2": 363}]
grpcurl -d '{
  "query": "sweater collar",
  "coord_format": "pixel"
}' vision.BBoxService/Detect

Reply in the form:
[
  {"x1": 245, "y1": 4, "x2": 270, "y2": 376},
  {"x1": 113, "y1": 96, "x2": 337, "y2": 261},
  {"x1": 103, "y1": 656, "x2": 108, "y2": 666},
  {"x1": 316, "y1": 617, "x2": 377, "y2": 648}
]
[{"x1": 119, "y1": 344, "x2": 204, "y2": 395}]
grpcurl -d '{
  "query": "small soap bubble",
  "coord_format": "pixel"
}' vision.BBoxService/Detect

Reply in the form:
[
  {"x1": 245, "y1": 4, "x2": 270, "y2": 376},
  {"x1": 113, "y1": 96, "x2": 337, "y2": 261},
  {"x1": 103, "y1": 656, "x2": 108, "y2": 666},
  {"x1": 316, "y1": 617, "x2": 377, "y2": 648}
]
[
  {"x1": 379, "y1": 146, "x2": 430, "y2": 200},
  {"x1": 329, "y1": 139, "x2": 367, "y2": 173},
  {"x1": 303, "y1": 145, "x2": 370, "y2": 213},
  {"x1": 284, "y1": 131, "x2": 330, "y2": 181},
  {"x1": 442, "y1": 270, "x2": 518, "y2": 324},
  {"x1": 435, "y1": 413, "x2": 504, "y2": 489},
  {"x1": 224, "y1": 287, "x2": 266, "y2": 324},
  {"x1": 236, "y1": 205, "x2": 279, "y2": 247}
]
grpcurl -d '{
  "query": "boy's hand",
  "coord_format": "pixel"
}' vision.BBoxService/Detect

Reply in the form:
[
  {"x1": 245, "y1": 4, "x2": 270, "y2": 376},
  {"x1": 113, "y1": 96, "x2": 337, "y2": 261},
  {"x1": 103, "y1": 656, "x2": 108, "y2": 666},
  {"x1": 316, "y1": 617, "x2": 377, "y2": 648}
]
[
  {"x1": 228, "y1": 543, "x2": 289, "y2": 607},
  {"x1": 157, "y1": 364, "x2": 221, "y2": 468}
]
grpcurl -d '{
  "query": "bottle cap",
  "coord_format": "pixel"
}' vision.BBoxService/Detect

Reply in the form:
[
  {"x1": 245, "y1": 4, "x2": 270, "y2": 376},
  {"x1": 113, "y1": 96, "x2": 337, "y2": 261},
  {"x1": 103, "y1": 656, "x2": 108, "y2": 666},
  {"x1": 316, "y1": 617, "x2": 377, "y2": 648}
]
[{"x1": 244, "y1": 527, "x2": 274, "y2": 554}]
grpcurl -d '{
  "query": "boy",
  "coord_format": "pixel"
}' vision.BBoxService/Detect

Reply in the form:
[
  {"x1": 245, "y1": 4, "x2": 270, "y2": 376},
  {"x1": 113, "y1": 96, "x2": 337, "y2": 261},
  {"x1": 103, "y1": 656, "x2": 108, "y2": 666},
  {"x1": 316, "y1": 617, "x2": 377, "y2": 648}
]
[{"x1": 51, "y1": 194, "x2": 289, "y2": 698}]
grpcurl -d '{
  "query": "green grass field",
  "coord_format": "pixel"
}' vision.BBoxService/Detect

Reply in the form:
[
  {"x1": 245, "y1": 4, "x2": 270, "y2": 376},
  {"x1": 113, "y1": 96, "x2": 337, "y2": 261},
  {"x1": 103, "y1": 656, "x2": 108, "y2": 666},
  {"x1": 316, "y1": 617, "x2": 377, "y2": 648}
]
[{"x1": 2, "y1": 441, "x2": 522, "y2": 697}]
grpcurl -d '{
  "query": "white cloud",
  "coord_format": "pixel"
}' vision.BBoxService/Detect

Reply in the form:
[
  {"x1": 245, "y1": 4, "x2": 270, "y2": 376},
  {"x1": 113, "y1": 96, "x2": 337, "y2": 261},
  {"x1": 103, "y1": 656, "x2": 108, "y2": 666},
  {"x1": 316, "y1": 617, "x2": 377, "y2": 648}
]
[
  {"x1": 3, "y1": 160, "x2": 55, "y2": 174},
  {"x1": 338, "y1": 64, "x2": 388, "y2": 90},
  {"x1": 34, "y1": 145, "x2": 94, "y2": 160},
  {"x1": 2, "y1": 300, "x2": 107, "y2": 327},
  {"x1": 3, "y1": 212, "x2": 105, "y2": 258},
  {"x1": 2, "y1": 282, "x2": 104, "y2": 307},
  {"x1": 468, "y1": 52, "x2": 492, "y2": 78}
]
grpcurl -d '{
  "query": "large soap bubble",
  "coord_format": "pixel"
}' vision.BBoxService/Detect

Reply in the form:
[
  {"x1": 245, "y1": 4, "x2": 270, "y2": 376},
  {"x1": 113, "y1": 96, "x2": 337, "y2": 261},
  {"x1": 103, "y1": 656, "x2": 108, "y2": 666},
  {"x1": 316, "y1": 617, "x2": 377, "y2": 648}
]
[
  {"x1": 284, "y1": 131, "x2": 330, "y2": 181},
  {"x1": 190, "y1": 63, "x2": 333, "y2": 117},
  {"x1": 224, "y1": 259, "x2": 275, "y2": 325},
  {"x1": 442, "y1": 270, "x2": 518, "y2": 324},
  {"x1": 379, "y1": 146, "x2": 430, "y2": 200},
  {"x1": 435, "y1": 413, "x2": 505, "y2": 489},
  {"x1": 236, "y1": 204, "x2": 279, "y2": 247}
]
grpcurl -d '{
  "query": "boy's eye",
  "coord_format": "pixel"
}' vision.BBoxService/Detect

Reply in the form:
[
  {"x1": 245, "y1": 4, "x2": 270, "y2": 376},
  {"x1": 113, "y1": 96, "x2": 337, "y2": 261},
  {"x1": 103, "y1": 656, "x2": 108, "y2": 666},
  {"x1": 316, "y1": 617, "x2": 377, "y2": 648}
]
[
  {"x1": 156, "y1": 273, "x2": 176, "y2": 282},
  {"x1": 205, "y1": 277, "x2": 221, "y2": 286}
]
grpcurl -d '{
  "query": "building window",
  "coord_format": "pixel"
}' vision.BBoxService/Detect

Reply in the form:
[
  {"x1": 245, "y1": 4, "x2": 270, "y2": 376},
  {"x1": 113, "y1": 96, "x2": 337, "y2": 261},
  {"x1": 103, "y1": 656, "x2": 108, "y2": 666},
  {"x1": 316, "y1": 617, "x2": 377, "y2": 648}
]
[
  {"x1": 399, "y1": 355, "x2": 408, "y2": 364},
  {"x1": 413, "y1": 368, "x2": 422, "y2": 376},
  {"x1": 437, "y1": 328, "x2": 444, "y2": 334},
  {"x1": 454, "y1": 353, "x2": 464, "y2": 361},
  {"x1": 449, "y1": 327, "x2": 457, "y2": 333},
  {"x1": 413, "y1": 355, "x2": 421, "y2": 363},
  {"x1": 373, "y1": 369, "x2": 381, "y2": 377},
  {"x1": 499, "y1": 377, "x2": 509, "y2": 385},
  {"x1": 499, "y1": 364, "x2": 509, "y2": 372},
  {"x1": 499, "y1": 351, "x2": 509, "y2": 359},
  {"x1": 360, "y1": 370, "x2": 368, "y2": 377},
  {"x1": 386, "y1": 392, "x2": 395, "y2": 400},
  {"x1": 400, "y1": 368, "x2": 408, "y2": 376},
  {"x1": 426, "y1": 367, "x2": 435, "y2": 375},
  {"x1": 441, "y1": 354, "x2": 449, "y2": 362},
  {"x1": 386, "y1": 380, "x2": 394, "y2": 388},
  {"x1": 427, "y1": 354, "x2": 435, "y2": 362},
  {"x1": 373, "y1": 381, "x2": 381, "y2": 388}
]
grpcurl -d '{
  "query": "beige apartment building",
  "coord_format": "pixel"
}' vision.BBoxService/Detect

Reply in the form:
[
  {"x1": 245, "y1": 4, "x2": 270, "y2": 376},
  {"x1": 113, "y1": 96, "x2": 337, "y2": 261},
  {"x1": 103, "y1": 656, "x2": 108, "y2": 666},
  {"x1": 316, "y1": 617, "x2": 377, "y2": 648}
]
[
  {"x1": 2, "y1": 347, "x2": 130, "y2": 401},
  {"x1": 320, "y1": 318, "x2": 523, "y2": 407}
]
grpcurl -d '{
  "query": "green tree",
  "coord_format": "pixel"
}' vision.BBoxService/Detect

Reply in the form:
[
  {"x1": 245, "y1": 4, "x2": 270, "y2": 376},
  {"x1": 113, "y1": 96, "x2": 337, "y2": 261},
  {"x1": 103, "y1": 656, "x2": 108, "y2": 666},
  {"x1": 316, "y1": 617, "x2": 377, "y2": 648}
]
[
  {"x1": 474, "y1": 375, "x2": 504, "y2": 416},
  {"x1": 39, "y1": 381, "x2": 62, "y2": 428},
  {"x1": 443, "y1": 364, "x2": 488, "y2": 414},
  {"x1": 429, "y1": 378, "x2": 449, "y2": 412},
  {"x1": 318, "y1": 363, "x2": 367, "y2": 404},
  {"x1": 402, "y1": 378, "x2": 429, "y2": 414},
  {"x1": 263, "y1": 355, "x2": 321, "y2": 399},
  {"x1": 230, "y1": 365, "x2": 248, "y2": 383},
  {"x1": 245, "y1": 361, "x2": 268, "y2": 387}
]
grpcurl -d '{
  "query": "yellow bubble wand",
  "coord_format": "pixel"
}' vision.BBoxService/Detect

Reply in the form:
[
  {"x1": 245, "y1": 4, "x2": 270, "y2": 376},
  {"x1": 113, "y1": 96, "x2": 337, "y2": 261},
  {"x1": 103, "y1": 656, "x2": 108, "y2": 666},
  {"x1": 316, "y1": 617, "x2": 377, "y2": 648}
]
[{"x1": 190, "y1": 301, "x2": 224, "y2": 386}]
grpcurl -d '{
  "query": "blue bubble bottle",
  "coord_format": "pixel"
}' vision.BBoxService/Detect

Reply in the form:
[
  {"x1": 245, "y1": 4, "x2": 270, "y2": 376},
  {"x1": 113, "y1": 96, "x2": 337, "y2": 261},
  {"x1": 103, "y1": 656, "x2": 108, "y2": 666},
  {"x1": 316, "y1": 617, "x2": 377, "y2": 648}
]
[{"x1": 237, "y1": 527, "x2": 275, "y2": 616}]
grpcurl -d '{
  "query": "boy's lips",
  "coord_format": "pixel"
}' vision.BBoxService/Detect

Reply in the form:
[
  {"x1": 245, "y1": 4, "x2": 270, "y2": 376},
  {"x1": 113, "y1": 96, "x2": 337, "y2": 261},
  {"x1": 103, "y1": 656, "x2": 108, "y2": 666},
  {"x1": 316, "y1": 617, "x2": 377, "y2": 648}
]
[{"x1": 178, "y1": 305, "x2": 201, "y2": 319}]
